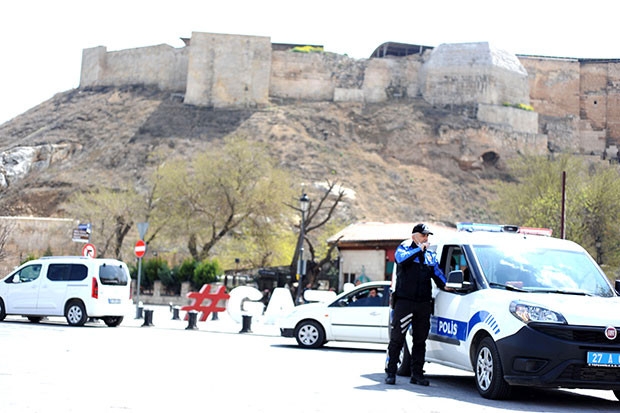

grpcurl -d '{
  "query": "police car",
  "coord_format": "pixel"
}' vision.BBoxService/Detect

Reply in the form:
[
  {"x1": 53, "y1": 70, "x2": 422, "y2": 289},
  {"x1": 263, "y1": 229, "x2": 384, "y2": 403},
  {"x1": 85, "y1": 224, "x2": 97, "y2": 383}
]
[{"x1": 400, "y1": 223, "x2": 620, "y2": 401}]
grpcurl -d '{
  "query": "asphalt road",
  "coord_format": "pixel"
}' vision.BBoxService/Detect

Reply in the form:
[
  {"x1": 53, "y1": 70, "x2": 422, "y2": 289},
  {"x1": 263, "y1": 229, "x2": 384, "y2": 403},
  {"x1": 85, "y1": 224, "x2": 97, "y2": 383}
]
[{"x1": 0, "y1": 307, "x2": 618, "y2": 412}]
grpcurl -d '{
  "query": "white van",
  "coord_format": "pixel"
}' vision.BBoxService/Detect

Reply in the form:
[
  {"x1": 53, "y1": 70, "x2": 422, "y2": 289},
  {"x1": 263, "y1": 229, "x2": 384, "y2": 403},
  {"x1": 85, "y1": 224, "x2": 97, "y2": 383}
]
[
  {"x1": 397, "y1": 223, "x2": 620, "y2": 401},
  {"x1": 0, "y1": 256, "x2": 132, "y2": 327}
]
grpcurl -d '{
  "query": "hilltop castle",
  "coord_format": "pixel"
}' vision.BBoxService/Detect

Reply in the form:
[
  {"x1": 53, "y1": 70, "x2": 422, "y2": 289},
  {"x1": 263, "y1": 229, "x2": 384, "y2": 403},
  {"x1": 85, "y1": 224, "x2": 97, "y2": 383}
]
[{"x1": 81, "y1": 31, "x2": 620, "y2": 160}]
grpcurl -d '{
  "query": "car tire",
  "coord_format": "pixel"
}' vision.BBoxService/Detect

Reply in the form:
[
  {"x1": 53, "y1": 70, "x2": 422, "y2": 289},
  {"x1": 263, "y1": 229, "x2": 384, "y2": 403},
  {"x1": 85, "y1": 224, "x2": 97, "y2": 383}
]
[
  {"x1": 103, "y1": 316, "x2": 123, "y2": 327},
  {"x1": 294, "y1": 320, "x2": 325, "y2": 348},
  {"x1": 475, "y1": 337, "x2": 511, "y2": 399},
  {"x1": 65, "y1": 301, "x2": 87, "y2": 326},
  {"x1": 27, "y1": 316, "x2": 43, "y2": 323},
  {"x1": 0, "y1": 299, "x2": 5, "y2": 321}
]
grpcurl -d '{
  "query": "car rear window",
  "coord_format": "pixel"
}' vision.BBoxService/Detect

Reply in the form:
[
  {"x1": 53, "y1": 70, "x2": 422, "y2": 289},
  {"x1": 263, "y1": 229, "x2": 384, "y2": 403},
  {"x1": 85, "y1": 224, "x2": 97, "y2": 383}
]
[
  {"x1": 47, "y1": 264, "x2": 88, "y2": 281},
  {"x1": 99, "y1": 263, "x2": 129, "y2": 286}
]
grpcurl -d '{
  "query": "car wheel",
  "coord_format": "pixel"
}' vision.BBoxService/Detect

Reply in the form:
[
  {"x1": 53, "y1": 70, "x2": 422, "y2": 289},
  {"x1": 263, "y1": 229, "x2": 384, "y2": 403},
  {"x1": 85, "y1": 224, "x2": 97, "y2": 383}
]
[
  {"x1": 27, "y1": 316, "x2": 43, "y2": 323},
  {"x1": 0, "y1": 299, "x2": 5, "y2": 321},
  {"x1": 65, "y1": 301, "x2": 87, "y2": 326},
  {"x1": 103, "y1": 316, "x2": 123, "y2": 327},
  {"x1": 294, "y1": 320, "x2": 325, "y2": 348},
  {"x1": 475, "y1": 337, "x2": 511, "y2": 399}
]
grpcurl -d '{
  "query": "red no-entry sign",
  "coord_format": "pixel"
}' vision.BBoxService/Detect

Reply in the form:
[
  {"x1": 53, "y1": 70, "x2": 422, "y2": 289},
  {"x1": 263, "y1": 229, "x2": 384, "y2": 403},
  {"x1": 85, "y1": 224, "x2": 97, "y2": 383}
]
[{"x1": 134, "y1": 240, "x2": 146, "y2": 258}]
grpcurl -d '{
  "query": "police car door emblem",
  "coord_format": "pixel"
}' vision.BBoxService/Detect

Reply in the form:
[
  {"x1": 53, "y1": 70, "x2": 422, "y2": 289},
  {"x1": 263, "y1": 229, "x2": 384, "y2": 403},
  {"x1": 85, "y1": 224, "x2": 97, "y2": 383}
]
[{"x1": 605, "y1": 326, "x2": 617, "y2": 340}]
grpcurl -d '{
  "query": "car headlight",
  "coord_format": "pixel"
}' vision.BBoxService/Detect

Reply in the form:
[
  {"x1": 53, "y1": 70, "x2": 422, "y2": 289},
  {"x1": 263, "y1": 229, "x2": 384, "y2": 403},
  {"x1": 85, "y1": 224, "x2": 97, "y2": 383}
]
[{"x1": 509, "y1": 301, "x2": 567, "y2": 324}]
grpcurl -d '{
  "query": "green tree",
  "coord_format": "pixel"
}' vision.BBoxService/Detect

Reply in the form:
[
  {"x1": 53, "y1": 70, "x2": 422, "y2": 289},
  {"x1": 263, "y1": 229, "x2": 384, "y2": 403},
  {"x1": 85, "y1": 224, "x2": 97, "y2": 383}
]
[
  {"x1": 153, "y1": 135, "x2": 294, "y2": 261},
  {"x1": 212, "y1": 218, "x2": 297, "y2": 270},
  {"x1": 175, "y1": 257, "x2": 198, "y2": 283},
  {"x1": 492, "y1": 154, "x2": 620, "y2": 274},
  {"x1": 192, "y1": 259, "x2": 222, "y2": 290}
]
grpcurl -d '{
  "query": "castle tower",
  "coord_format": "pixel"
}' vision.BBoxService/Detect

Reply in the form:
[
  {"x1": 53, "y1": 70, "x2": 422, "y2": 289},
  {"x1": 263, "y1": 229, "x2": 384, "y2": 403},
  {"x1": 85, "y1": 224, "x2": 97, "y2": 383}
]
[
  {"x1": 420, "y1": 42, "x2": 530, "y2": 106},
  {"x1": 420, "y1": 42, "x2": 538, "y2": 137}
]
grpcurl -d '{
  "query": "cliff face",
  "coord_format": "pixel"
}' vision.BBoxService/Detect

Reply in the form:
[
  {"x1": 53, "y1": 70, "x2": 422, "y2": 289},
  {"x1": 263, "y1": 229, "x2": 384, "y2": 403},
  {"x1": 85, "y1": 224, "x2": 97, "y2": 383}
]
[{"x1": 0, "y1": 85, "x2": 504, "y2": 225}]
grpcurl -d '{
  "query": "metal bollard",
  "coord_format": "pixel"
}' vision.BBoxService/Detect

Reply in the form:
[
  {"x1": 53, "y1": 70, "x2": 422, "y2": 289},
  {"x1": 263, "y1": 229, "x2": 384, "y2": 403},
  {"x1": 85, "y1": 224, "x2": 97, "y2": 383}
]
[
  {"x1": 171, "y1": 306, "x2": 181, "y2": 320},
  {"x1": 211, "y1": 311, "x2": 219, "y2": 321},
  {"x1": 135, "y1": 303, "x2": 144, "y2": 319},
  {"x1": 142, "y1": 309, "x2": 154, "y2": 327},
  {"x1": 186, "y1": 310, "x2": 198, "y2": 330},
  {"x1": 239, "y1": 315, "x2": 252, "y2": 333}
]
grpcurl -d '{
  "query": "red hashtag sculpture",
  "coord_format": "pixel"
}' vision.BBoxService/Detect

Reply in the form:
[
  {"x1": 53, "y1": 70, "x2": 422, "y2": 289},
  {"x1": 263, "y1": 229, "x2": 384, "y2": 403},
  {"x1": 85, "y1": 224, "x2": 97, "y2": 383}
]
[{"x1": 181, "y1": 284, "x2": 230, "y2": 321}]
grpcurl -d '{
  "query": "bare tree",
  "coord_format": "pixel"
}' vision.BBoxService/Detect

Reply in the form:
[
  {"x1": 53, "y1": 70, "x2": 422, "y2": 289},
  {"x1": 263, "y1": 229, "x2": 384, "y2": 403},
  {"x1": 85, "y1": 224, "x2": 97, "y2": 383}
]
[
  {"x1": 0, "y1": 220, "x2": 15, "y2": 262},
  {"x1": 289, "y1": 180, "x2": 346, "y2": 285}
]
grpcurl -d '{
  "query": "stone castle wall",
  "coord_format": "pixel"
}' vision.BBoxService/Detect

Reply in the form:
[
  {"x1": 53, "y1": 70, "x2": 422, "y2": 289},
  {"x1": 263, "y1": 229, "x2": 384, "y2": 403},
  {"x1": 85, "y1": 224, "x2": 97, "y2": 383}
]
[
  {"x1": 81, "y1": 44, "x2": 188, "y2": 92},
  {"x1": 79, "y1": 31, "x2": 620, "y2": 157}
]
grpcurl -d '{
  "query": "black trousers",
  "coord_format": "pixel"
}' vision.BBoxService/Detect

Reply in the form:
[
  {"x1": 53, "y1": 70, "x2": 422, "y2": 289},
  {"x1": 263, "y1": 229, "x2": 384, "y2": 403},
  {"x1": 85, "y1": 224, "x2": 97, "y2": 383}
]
[{"x1": 385, "y1": 298, "x2": 432, "y2": 376}]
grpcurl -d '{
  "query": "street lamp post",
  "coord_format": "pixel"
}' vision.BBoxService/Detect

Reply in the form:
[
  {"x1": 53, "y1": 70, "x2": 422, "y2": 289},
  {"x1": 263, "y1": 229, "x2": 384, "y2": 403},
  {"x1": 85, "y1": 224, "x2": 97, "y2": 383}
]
[
  {"x1": 595, "y1": 236, "x2": 603, "y2": 265},
  {"x1": 295, "y1": 193, "x2": 310, "y2": 305}
]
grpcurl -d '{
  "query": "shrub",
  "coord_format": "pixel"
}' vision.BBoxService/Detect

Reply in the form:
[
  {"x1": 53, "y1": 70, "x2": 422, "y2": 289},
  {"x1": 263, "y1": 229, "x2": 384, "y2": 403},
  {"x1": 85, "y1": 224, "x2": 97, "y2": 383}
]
[
  {"x1": 192, "y1": 259, "x2": 222, "y2": 290},
  {"x1": 140, "y1": 257, "x2": 171, "y2": 289}
]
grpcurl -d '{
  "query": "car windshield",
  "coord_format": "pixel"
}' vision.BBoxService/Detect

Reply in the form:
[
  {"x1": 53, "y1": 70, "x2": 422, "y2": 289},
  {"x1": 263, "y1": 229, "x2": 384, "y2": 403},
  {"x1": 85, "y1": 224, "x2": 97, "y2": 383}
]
[{"x1": 472, "y1": 245, "x2": 615, "y2": 297}]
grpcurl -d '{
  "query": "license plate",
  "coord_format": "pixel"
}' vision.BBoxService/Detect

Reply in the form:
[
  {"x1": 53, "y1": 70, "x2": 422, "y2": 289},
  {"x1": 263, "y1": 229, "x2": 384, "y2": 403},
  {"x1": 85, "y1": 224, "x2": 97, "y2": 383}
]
[
  {"x1": 587, "y1": 351, "x2": 620, "y2": 367},
  {"x1": 108, "y1": 298, "x2": 121, "y2": 304}
]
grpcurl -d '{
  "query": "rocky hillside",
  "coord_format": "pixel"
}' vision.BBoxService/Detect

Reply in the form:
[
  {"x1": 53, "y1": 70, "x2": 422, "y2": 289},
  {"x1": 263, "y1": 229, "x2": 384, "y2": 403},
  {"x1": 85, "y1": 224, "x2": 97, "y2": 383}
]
[{"x1": 0, "y1": 85, "x2": 505, "y2": 225}]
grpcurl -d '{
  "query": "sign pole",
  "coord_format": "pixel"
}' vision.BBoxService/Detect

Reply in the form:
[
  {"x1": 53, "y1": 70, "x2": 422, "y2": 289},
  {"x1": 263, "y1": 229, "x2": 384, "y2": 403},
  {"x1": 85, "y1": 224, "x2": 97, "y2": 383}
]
[
  {"x1": 135, "y1": 256, "x2": 142, "y2": 318},
  {"x1": 135, "y1": 223, "x2": 149, "y2": 319}
]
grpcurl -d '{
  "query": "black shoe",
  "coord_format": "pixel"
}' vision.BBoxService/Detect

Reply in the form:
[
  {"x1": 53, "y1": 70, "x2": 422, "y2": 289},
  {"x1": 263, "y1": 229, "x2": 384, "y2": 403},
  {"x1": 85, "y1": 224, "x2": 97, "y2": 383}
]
[
  {"x1": 410, "y1": 372, "x2": 429, "y2": 386},
  {"x1": 385, "y1": 374, "x2": 396, "y2": 385}
]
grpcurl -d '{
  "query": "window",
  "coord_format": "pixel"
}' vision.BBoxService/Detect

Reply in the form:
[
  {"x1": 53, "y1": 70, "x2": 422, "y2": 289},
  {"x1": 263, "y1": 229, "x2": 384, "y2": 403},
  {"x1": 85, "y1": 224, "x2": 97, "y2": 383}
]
[
  {"x1": 347, "y1": 286, "x2": 388, "y2": 307},
  {"x1": 47, "y1": 264, "x2": 88, "y2": 281},
  {"x1": 445, "y1": 246, "x2": 470, "y2": 281},
  {"x1": 99, "y1": 264, "x2": 129, "y2": 286},
  {"x1": 9, "y1": 264, "x2": 42, "y2": 283},
  {"x1": 441, "y1": 245, "x2": 475, "y2": 292}
]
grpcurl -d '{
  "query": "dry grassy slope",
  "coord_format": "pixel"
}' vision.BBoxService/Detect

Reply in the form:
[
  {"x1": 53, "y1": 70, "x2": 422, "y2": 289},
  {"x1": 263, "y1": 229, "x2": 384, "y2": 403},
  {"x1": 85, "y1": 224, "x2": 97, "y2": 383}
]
[{"x1": 0, "y1": 85, "x2": 502, "y2": 225}]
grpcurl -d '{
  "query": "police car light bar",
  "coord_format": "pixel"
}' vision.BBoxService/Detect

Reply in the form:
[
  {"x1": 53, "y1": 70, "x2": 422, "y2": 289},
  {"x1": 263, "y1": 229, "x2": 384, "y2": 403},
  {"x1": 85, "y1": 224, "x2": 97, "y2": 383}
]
[
  {"x1": 457, "y1": 222, "x2": 552, "y2": 236},
  {"x1": 456, "y1": 222, "x2": 519, "y2": 233}
]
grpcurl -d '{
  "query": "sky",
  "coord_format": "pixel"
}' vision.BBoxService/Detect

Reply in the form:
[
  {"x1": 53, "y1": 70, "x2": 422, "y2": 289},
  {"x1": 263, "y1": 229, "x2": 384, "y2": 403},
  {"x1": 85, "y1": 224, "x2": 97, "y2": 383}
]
[{"x1": 1, "y1": 0, "x2": 619, "y2": 125}]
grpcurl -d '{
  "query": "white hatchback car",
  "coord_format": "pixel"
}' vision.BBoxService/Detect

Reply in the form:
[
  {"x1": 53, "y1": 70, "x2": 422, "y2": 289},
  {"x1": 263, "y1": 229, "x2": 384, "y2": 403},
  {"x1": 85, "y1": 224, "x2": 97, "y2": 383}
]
[
  {"x1": 0, "y1": 256, "x2": 132, "y2": 327},
  {"x1": 279, "y1": 281, "x2": 391, "y2": 348}
]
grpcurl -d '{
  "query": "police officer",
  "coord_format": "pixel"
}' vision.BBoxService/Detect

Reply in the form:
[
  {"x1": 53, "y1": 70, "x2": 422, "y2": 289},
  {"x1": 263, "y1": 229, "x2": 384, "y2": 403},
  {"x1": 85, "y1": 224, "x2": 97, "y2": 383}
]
[{"x1": 385, "y1": 223, "x2": 449, "y2": 386}]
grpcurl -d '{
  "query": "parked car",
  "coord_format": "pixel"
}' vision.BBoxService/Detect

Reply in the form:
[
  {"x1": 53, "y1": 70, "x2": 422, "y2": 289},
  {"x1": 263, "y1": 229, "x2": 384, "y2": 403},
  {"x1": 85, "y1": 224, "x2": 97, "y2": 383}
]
[
  {"x1": 400, "y1": 223, "x2": 620, "y2": 401},
  {"x1": 279, "y1": 281, "x2": 391, "y2": 348},
  {"x1": 0, "y1": 256, "x2": 132, "y2": 327}
]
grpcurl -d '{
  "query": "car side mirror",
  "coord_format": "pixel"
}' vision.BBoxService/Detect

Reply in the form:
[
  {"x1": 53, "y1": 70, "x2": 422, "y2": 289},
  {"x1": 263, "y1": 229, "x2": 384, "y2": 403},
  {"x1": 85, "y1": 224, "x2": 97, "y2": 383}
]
[{"x1": 446, "y1": 270, "x2": 464, "y2": 290}]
